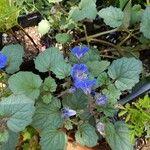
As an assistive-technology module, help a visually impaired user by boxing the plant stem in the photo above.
[90,39,122,56]
[77,28,118,42]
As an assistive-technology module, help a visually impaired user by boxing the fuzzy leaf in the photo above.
[38,20,50,36]
[40,126,67,150]
[43,77,57,92]
[75,123,98,147]
[0,131,19,150]
[32,97,64,130]
[55,33,72,44]
[105,121,133,150]
[108,57,143,91]
[0,130,9,143]
[34,47,64,72]
[87,60,110,77]
[62,90,88,111]
[140,6,150,39]
[8,72,42,100]
[52,62,71,79]
[1,44,24,74]
[98,6,124,28]
[102,84,121,104]
[69,0,97,22]
[0,95,35,132]
[131,4,143,25]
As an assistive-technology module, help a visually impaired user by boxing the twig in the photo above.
[90,39,122,56]
[76,28,118,43]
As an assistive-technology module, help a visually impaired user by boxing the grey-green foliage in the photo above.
[1,44,24,74]
[105,121,133,150]
[108,57,143,91]
[87,60,110,77]
[131,4,143,25]
[35,47,71,79]
[69,0,97,22]
[40,126,67,150]
[0,131,19,150]
[62,90,88,111]
[98,6,124,28]
[32,97,64,130]
[55,33,72,44]
[0,95,35,132]
[75,123,98,147]
[8,72,42,100]
[140,6,150,39]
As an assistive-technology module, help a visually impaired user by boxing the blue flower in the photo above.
[71,64,89,81]
[75,79,96,94]
[71,46,90,59]
[0,53,7,69]
[63,107,76,119]
[95,94,108,105]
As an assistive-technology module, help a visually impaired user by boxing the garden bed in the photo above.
[0,0,150,150]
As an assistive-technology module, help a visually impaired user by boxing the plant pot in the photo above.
[67,140,110,150]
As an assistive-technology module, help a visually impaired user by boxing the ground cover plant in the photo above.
[0,0,150,150]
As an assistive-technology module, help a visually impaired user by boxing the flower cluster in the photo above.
[70,46,96,95]
[0,53,7,69]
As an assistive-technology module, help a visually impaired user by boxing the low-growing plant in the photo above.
[0,43,143,150]
[119,95,150,142]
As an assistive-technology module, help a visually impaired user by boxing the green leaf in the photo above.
[43,77,57,92]
[52,62,71,79]
[140,6,150,39]
[105,121,133,150]
[1,44,24,74]
[62,90,88,111]
[98,6,124,28]
[55,33,72,44]
[97,105,117,117]
[38,20,50,36]
[119,0,129,9]
[108,57,143,91]
[32,97,64,130]
[69,0,97,22]
[97,72,110,87]
[131,4,143,25]
[102,84,121,104]
[121,0,131,29]
[42,94,53,104]
[0,131,19,150]
[0,0,20,32]
[40,126,67,150]
[75,123,98,147]
[0,130,9,143]
[8,72,42,100]
[64,120,73,130]
[0,95,35,132]
[87,60,110,77]
[34,47,64,72]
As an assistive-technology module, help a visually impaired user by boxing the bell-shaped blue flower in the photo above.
[0,53,7,69]
[71,46,90,59]
[95,94,108,105]
[75,79,96,95]
[71,64,89,81]
[63,107,76,119]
